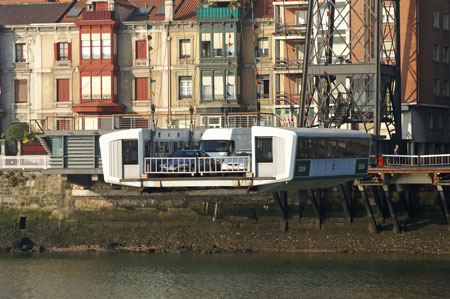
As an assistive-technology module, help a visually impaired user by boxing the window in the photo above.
[135,77,148,101]
[202,71,236,101]
[56,42,70,60]
[14,80,28,103]
[81,75,112,100]
[444,13,449,30]
[437,114,443,129]
[295,10,307,25]
[214,73,224,100]
[92,33,101,60]
[15,44,26,62]
[383,40,395,58]
[444,80,449,97]
[433,78,440,96]
[433,45,440,62]
[179,39,191,59]
[226,74,235,99]
[382,5,395,23]
[101,33,111,59]
[201,33,211,58]
[256,137,273,163]
[225,32,235,57]
[213,33,223,57]
[57,79,70,102]
[136,40,147,60]
[433,10,439,28]
[443,46,449,63]
[296,45,304,62]
[81,34,91,59]
[202,73,212,100]
[81,33,112,60]
[179,76,192,99]
[296,137,371,159]
[123,140,138,165]
[257,75,270,98]
[257,37,269,57]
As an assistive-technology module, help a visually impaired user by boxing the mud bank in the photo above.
[1,213,449,255]
[1,172,449,255]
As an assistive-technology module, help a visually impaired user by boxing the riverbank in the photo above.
[2,223,449,255]
[1,172,449,256]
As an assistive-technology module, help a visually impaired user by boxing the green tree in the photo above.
[6,122,29,142]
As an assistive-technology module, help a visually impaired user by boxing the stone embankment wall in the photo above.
[0,171,449,254]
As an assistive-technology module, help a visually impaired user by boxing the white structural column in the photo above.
[33,31,43,122]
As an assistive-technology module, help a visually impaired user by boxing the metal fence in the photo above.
[381,154,450,167]
[144,156,251,175]
[419,154,450,166]
[0,155,50,170]
[382,155,419,167]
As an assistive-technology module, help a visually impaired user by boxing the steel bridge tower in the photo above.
[298,0,401,150]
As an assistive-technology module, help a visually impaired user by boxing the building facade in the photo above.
[0,0,449,154]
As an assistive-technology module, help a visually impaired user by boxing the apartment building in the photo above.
[401,0,450,154]
[0,0,275,132]
[0,0,449,154]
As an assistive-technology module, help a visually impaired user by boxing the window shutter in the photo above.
[54,43,58,60]
[68,42,72,60]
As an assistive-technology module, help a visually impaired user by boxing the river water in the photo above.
[0,252,449,298]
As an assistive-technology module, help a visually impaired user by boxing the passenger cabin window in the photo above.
[123,140,138,165]
[296,137,370,159]
[256,137,273,163]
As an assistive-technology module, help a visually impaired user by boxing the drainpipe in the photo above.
[165,0,173,128]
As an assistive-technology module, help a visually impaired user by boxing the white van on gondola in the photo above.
[198,128,251,157]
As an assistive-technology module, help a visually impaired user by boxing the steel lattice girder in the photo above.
[299,0,401,141]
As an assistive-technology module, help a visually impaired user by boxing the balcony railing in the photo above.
[197,7,242,19]
[82,11,114,20]
[38,113,287,131]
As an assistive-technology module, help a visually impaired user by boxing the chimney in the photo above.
[165,0,173,22]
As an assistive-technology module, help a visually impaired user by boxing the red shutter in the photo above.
[57,79,70,102]
[136,40,146,59]
[68,42,72,60]
[54,43,58,60]
[136,78,148,101]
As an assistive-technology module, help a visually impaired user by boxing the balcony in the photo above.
[274,24,306,40]
[197,7,242,20]
[82,11,114,20]
[274,59,304,73]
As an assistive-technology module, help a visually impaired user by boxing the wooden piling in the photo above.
[307,189,321,230]
[383,185,401,233]
[337,184,352,223]
[436,185,450,224]
[358,185,379,233]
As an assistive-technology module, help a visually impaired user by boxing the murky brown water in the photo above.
[0,252,449,298]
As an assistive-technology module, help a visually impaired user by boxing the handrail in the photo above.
[0,155,49,170]
[380,154,450,167]
[144,156,252,175]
